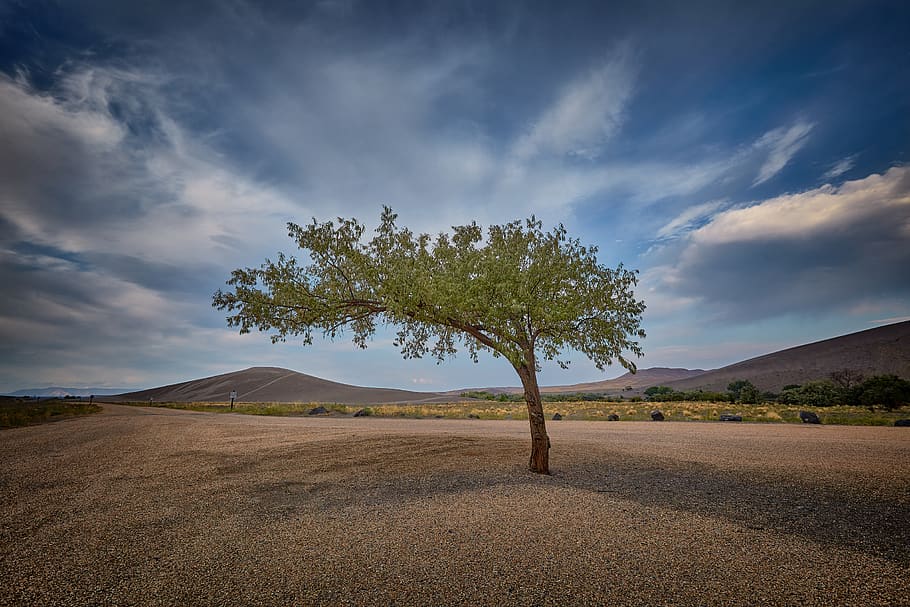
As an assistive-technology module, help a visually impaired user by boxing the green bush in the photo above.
[856,375,910,411]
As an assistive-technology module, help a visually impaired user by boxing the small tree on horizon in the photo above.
[213,207,646,474]
[727,379,759,404]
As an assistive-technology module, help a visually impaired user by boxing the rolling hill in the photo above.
[447,367,707,396]
[105,321,910,404]
[661,320,910,393]
[112,367,468,405]
[6,387,130,397]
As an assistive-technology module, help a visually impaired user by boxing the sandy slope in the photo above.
[665,320,910,392]
[115,366,467,404]
[1,405,908,606]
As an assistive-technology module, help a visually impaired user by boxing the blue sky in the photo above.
[1,0,908,392]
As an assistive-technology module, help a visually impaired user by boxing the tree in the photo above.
[829,369,865,392]
[644,386,672,400]
[829,369,865,405]
[727,379,759,404]
[213,208,646,474]
[794,380,840,407]
[855,375,910,411]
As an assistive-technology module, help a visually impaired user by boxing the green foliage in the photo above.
[645,385,672,398]
[461,391,523,402]
[644,386,729,402]
[775,375,910,409]
[214,207,645,380]
[856,374,910,411]
[727,379,759,404]
[778,380,840,407]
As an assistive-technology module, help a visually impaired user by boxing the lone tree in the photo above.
[213,208,645,474]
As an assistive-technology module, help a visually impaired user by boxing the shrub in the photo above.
[727,380,759,404]
[856,375,910,411]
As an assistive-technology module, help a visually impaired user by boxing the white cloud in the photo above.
[752,120,814,186]
[0,69,300,268]
[0,73,125,148]
[696,165,909,246]
[648,166,910,321]
[821,154,857,181]
[655,199,727,240]
[512,50,636,160]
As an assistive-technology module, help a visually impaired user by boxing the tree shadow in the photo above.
[231,433,909,564]
[548,451,910,565]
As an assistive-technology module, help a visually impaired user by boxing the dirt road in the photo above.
[1,404,908,606]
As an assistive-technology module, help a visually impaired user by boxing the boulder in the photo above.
[607,414,620,421]
[895,419,910,427]
[650,410,665,421]
[308,406,328,415]
[719,414,743,422]
[552,413,563,421]
[799,411,821,424]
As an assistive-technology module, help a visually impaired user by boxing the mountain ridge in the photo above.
[110,366,468,404]
[16,321,910,402]
[661,320,910,393]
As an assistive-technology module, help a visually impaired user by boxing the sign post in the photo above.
[230,390,237,410]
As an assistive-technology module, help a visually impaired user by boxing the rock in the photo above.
[650,410,665,421]
[895,419,910,427]
[467,413,480,419]
[719,414,743,422]
[552,413,562,421]
[308,406,328,415]
[353,408,369,417]
[799,411,821,424]
[607,414,619,421]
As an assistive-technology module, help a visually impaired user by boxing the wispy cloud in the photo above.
[698,166,908,245]
[512,49,636,160]
[655,200,727,240]
[822,154,857,181]
[752,121,815,186]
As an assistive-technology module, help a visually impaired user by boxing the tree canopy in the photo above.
[213,207,646,473]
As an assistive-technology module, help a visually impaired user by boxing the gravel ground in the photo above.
[1,404,908,606]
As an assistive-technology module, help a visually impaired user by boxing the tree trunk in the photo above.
[516,363,550,475]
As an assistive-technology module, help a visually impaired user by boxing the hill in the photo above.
[662,321,910,393]
[447,367,707,396]
[6,387,130,397]
[112,367,467,405]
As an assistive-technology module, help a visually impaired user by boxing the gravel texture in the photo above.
[1,404,909,606]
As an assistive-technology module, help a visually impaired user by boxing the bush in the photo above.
[728,380,759,404]
[855,375,910,411]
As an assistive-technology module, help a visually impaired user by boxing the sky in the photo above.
[1,0,909,393]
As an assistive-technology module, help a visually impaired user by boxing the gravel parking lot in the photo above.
[1,404,908,606]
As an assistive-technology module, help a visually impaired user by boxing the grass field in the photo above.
[117,398,910,426]
[0,397,102,428]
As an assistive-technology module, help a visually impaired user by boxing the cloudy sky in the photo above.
[1,0,909,393]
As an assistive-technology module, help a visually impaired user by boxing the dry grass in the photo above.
[0,396,101,428]
[120,398,910,426]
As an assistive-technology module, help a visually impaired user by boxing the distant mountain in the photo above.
[447,367,707,396]
[110,366,470,404]
[6,387,130,397]
[662,321,910,393]
[538,367,708,394]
